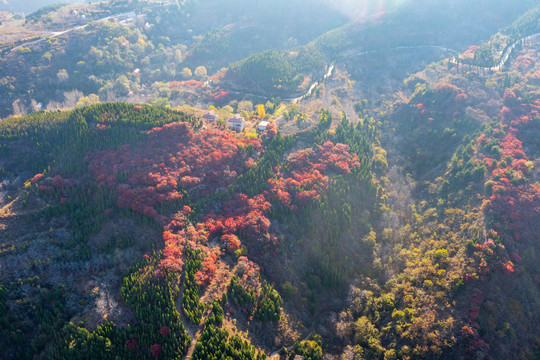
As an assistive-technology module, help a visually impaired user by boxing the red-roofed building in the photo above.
[202,110,219,123]
[227,114,246,132]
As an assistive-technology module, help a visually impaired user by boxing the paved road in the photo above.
[221,44,457,103]
[5,0,174,54]
[239,34,540,103]
[342,44,458,59]
[450,32,540,71]
[8,12,136,53]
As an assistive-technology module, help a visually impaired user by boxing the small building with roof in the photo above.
[257,121,270,131]
[227,114,246,132]
[202,110,219,123]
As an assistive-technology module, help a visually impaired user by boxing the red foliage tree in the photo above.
[150,344,162,358]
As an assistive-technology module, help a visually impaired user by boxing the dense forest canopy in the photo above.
[1,1,540,359]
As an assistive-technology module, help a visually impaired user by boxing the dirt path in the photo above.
[184,326,203,360]
[181,258,233,359]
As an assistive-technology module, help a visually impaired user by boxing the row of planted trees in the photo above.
[192,300,267,360]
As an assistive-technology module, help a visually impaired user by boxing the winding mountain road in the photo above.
[341,44,458,59]
[287,34,540,103]
[219,45,458,103]
[450,32,540,71]
[9,10,538,106]
[7,12,136,53]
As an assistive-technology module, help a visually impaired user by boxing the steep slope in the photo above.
[0,101,379,359]
[226,0,538,97]
[334,19,540,360]
[1,2,540,360]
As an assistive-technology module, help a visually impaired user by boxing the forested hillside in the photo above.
[0,101,380,359]
[1,1,540,359]
[332,24,540,359]
[0,0,346,118]
[226,0,539,97]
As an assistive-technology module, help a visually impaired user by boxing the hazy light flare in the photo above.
[321,0,408,22]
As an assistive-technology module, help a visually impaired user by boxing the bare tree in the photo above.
[12,99,27,116]
[63,90,84,109]
[30,99,41,112]
[57,69,69,82]
[46,100,62,111]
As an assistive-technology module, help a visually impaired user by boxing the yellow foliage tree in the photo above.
[257,104,265,119]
